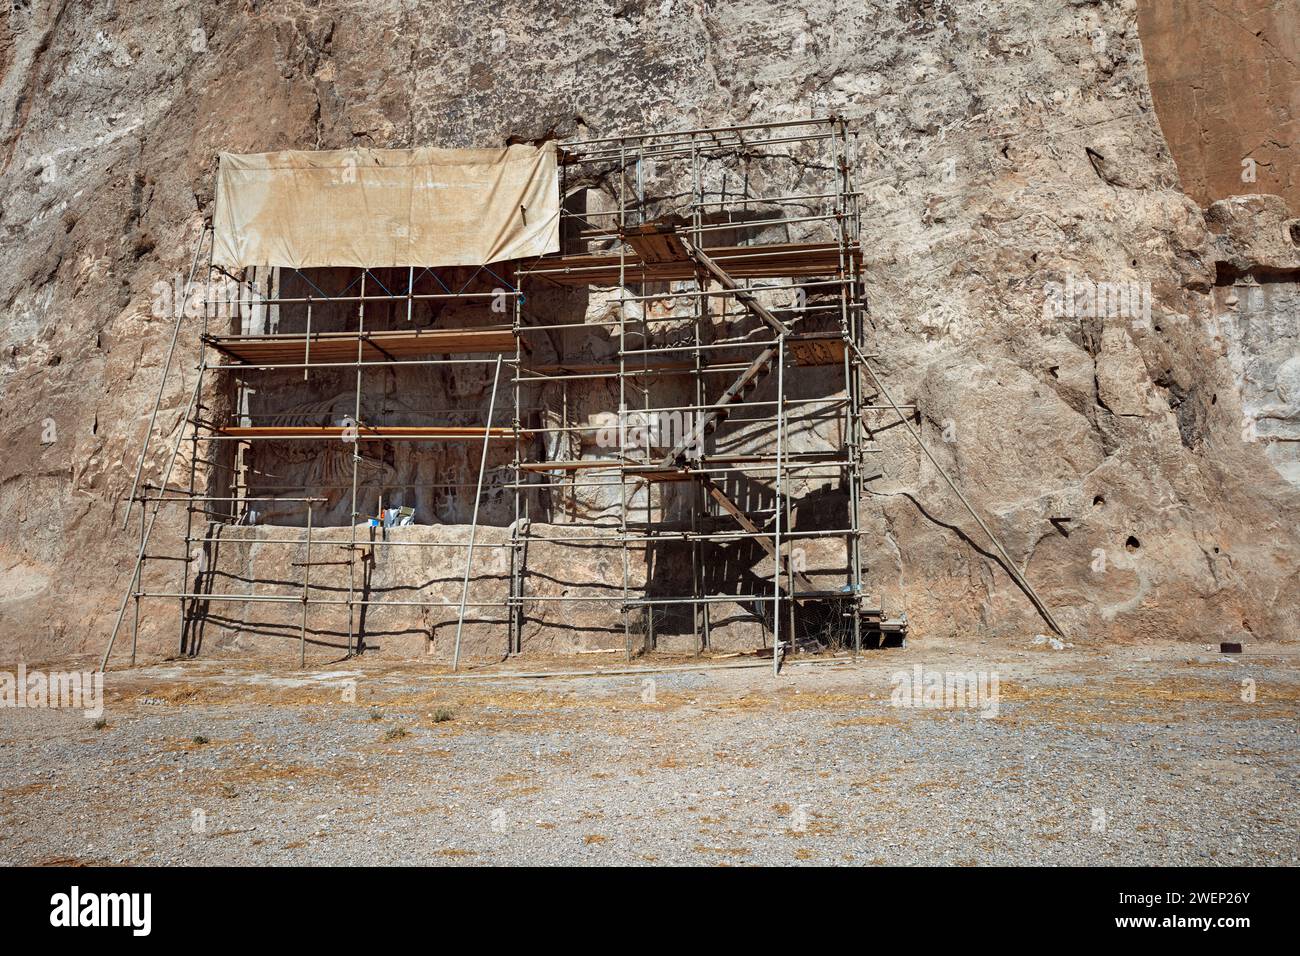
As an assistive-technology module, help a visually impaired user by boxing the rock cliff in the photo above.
[0,0,1295,662]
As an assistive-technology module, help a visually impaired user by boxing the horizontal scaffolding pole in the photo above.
[188,535,515,548]
[129,590,853,608]
[691,190,860,208]
[205,427,513,441]
[513,295,858,330]
[209,355,521,372]
[133,495,329,504]
[204,290,520,309]
[522,269,852,293]
[130,592,511,608]
[521,526,859,544]
[559,116,839,149]
[576,211,845,241]
[513,364,756,382]
[561,130,838,163]
[179,524,858,548]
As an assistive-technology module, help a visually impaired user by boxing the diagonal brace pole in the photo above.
[122,226,210,530]
[101,369,206,670]
[679,235,790,336]
[849,341,1066,637]
[452,355,504,671]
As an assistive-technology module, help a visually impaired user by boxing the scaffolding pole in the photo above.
[100,370,205,671]
[773,333,785,675]
[849,341,1066,638]
[345,270,366,656]
[117,118,879,669]
[618,136,632,664]
[300,503,312,667]
[452,355,504,671]
[122,225,210,530]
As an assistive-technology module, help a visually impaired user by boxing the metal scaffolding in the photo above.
[102,117,915,673]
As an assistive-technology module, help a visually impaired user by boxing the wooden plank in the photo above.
[788,334,846,366]
[206,328,518,364]
[625,467,697,483]
[525,241,857,286]
[217,425,512,440]
[623,223,690,264]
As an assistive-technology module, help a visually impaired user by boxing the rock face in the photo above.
[1136,0,1299,209]
[1205,195,1300,487]
[0,0,1296,664]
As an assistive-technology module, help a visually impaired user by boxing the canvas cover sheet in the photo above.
[212,144,560,269]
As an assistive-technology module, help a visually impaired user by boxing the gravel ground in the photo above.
[1,639,1296,865]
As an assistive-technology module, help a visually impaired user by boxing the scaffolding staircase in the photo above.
[625,224,791,468]
[618,222,819,607]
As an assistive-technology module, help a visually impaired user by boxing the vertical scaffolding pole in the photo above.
[452,354,504,671]
[122,225,210,530]
[509,266,524,656]
[617,138,632,662]
[773,333,785,675]
[689,133,710,653]
[131,506,144,666]
[300,502,312,667]
[785,412,797,647]
[640,243,653,655]
[303,296,312,381]
[176,361,203,653]
[835,118,864,655]
[175,250,224,657]
[845,331,862,655]
[346,270,366,656]
[688,264,704,653]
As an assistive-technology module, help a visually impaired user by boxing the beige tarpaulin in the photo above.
[212,144,560,269]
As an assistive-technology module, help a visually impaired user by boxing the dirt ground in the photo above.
[1,638,1296,866]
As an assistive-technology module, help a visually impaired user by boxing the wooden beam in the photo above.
[205,327,519,364]
[217,425,512,440]
[524,241,856,286]
[788,333,846,366]
[680,236,789,335]
[623,222,690,264]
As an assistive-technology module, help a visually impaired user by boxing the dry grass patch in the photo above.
[492,772,531,784]
[990,676,1300,729]
[693,844,750,857]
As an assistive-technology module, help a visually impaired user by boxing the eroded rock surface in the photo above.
[1137,0,1298,209]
